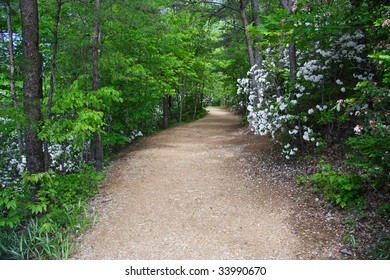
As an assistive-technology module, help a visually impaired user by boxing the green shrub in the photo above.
[0,167,102,259]
[308,161,365,209]
[347,135,389,189]
[343,81,390,189]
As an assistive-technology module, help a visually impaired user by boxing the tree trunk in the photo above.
[179,75,186,123]
[193,92,198,120]
[281,0,302,148]
[280,0,297,82]
[250,0,262,67]
[20,0,45,185]
[44,0,63,171]
[92,0,103,172]
[163,95,169,129]
[6,0,24,158]
[289,43,297,81]
[239,0,255,68]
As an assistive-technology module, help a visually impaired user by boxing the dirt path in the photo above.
[73,108,316,259]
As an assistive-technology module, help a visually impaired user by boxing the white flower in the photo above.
[308,108,314,114]
[341,87,346,92]
[336,79,343,85]
[278,103,286,111]
[354,125,363,134]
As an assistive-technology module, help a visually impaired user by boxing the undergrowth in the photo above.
[297,158,390,259]
[0,166,102,259]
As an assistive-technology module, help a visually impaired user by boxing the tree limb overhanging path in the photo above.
[74,108,307,259]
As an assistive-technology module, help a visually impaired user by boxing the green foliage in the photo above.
[377,203,390,218]
[343,233,356,247]
[296,175,308,186]
[41,78,123,150]
[308,161,365,209]
[0,167,102,259]
[0,201,96,260]
[371,233,390,260]
[0,218,72,260]
[347,135,389,189]
[342,64,390,189]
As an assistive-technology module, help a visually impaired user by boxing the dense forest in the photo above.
[0,0,389,259]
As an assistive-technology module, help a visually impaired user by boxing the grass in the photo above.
[0,202,97,260]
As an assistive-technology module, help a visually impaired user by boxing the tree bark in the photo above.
[179,75,185,123]
[47,0,62,119]
[20,0,45,180]
[239,0,256,68]
[281,0,302,148]
[250,0,262,67]
[92,0,103,172]
[6,0,24,158]
[280,0,297,81]
[163,95,169,129]
[289,43,297,82]
[44,0,63,171]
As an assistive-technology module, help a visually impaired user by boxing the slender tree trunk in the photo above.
[239,0,255,68]
[282,0,297,81]
[20,0,45,185]
[193,92,198,120]
[44,0,63,171]
[92,0,103,172]
[250,0,262,67]
[280,0,297,82]
[6,0,24,158]
[47,0,62,120]
[163,95,169,129]
[281,0,302,148]
[289,43,297,81]
[179,75,186,123]
[92,0,101,93]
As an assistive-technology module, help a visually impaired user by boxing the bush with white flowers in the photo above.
[238,18,371,159]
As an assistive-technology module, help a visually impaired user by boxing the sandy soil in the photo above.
[73,108,342,260]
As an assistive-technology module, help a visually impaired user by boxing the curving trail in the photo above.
[73,108,305,259]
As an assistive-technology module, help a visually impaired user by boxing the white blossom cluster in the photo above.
[0,118,24,187]
[1,116,144,186]
[48,141,82,173]
[238,28,371,159]
[48,129,143,172]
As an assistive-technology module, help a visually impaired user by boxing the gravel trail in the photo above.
[73,108,305,259]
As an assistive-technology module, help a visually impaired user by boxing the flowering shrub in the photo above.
[238,5,373,160]
[0,118,25,188]
[343,79,390,189]
[239,3,390,195]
